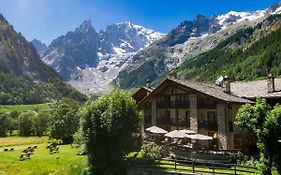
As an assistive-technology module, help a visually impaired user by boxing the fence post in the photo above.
[192,160,195,173]
[212,162,215,175]
[234,163,237,175]
[174,156,177,171]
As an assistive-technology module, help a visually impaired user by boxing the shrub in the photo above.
[140,143,164,162]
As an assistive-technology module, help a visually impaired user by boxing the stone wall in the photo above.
[189,94,198,133]
[127,168,199,175]
[217,103,229,150]
[152,98,157,125]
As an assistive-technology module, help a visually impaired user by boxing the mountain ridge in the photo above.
[0,14,87,104]
[176,14,281,83]
[116,2,281,89]
[31,39,47,57]
[43,20,164,93]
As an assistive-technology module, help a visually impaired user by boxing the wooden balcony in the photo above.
[157,101,189,109]
[198,120,218,131]
[198,102,216,109]
[156,116,190,128]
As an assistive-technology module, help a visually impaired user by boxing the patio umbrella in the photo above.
[145,126,168,134]
[179,129,195,134]
[164,130,188,139]
[186,134,213,141]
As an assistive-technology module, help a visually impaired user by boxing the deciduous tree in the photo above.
[18,111,34,136]
[32,112,49,137]
[49,100,80,144]
[236,98,281,175]
[81,89,142,175]
[0,111,9,137]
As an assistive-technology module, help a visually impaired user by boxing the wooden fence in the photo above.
[129,158,257,175]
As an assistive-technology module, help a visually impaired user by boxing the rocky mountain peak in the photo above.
[31,39,47,57]
[116,21,133,28]
[0,13,7,23]
[75,19,96,34]
[43,19,164,87]
[0,13,60,82]
[268,2,281,13]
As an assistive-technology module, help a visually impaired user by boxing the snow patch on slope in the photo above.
[68,22,164,94]
[216,10,267,29]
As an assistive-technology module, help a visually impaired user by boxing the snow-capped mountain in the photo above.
[168,3,281,65]
[43,2,281,92]
[116,3,281,89]
[42,20,164,93]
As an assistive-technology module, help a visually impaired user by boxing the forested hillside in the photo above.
[0,14,87,104]
[0,74,87,105]
[176,14,281,82]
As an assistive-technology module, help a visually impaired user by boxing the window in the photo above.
[165,110,170,118]
[185,111,190,127]
[179,94,189,101]
[170,95,176,101]
[205,98,215,105]
[229,121,234,132]
[207,111,217,125]
[185,111,190,122]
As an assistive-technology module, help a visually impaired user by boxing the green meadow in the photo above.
[0,103,51,113]
[0,137,86,175]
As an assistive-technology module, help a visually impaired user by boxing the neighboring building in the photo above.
[231,74,281,105]
[132,80,154,104]
[133,74,281,151]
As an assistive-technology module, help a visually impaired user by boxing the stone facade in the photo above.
[217,103,229,150]
[135,78,257,151]
[189,94,198,133]
[151,98,157,125]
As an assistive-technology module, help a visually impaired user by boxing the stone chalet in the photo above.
[133,74,281,151]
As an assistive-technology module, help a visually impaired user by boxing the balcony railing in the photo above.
[198,102,216,109]
[198,120,218,131]
[157,101,189,109]
[157,116,190,128]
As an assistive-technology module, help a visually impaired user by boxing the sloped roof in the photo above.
[171,78,253,103]
[141,86,154,92]
[132,86,154,103]
[132,86,154,98]
[231,78,281,99]
[138,78,253,106]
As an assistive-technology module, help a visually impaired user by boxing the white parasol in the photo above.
[145,126,168,134]
[164,130,188,138]
[186,134,213,141]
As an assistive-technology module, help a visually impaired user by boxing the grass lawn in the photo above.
[0,136,48,148]
[156,160,278,175]
[0,103,51,113]
[158,160,255,175]
[0,136,86,175]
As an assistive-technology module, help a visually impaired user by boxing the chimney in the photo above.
[168,70,177,79]
[267,74,275,93]
[223,76,231,94]
[146,79,152,88]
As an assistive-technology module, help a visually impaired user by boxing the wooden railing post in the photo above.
[192,160,195,173]
[212,162,215,175]
[174,156,177,171]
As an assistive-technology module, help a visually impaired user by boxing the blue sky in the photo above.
[0,0,279,45]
